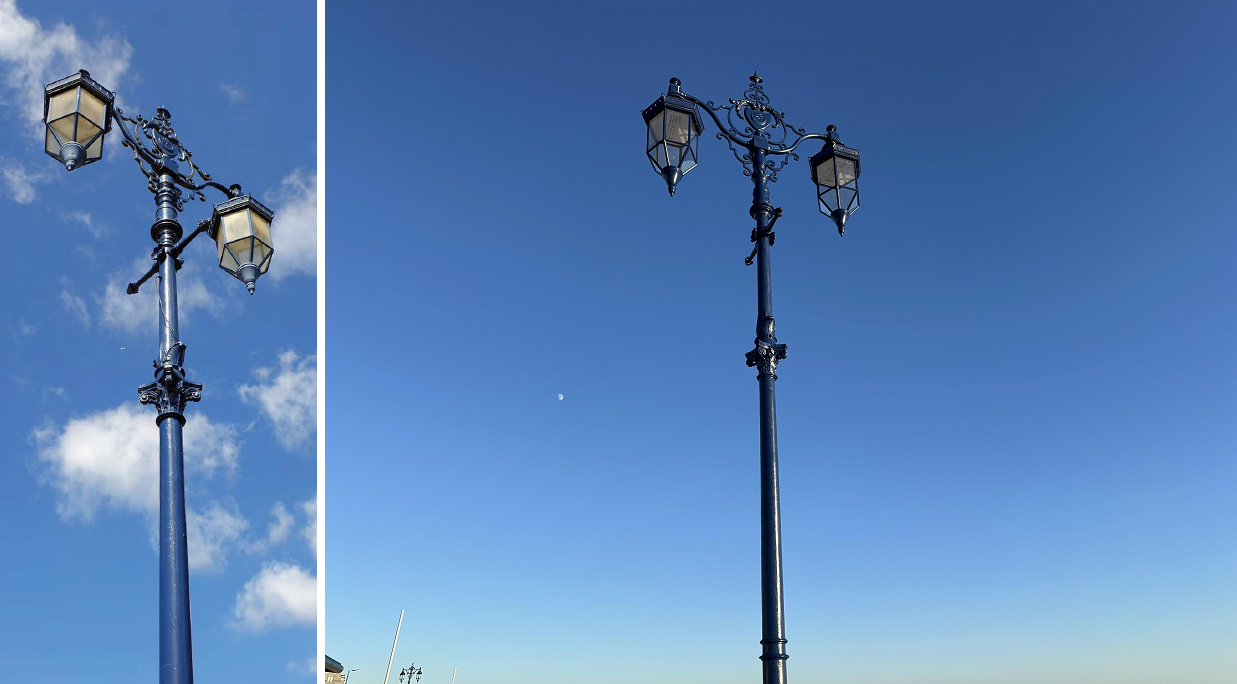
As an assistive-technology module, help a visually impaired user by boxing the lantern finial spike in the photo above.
[750,71,762,84]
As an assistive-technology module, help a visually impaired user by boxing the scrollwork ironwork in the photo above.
[137,341,203,420]
[112,105,236,204]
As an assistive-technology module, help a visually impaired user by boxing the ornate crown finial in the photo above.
[750,72,763,84]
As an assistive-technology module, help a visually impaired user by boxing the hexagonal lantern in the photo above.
[642,77,705,196]
[809,125,861,236]
[43,70,114,171]
[208,194,275,295]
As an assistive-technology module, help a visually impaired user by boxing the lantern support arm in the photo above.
[125,220,212,295]
[678,91,753,146]
[107,106,243,202]
[773,132,833,157]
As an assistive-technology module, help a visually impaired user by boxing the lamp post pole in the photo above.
[41,70,277,684]
[642,73,862,684]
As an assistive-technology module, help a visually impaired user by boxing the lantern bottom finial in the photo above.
[661,166,682,196]
[59,142,85,171]
[239,263,259,295]
[831,208,847,236]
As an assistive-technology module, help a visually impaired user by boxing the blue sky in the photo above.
[0,1,316,682]
[326,2,1235,683]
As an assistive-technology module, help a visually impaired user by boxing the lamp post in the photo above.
[346,669,361,683]
[642,73,862,684]
[399,664,422,684]
[41,69,276,684]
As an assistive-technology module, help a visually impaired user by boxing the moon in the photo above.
[557,394,564,401]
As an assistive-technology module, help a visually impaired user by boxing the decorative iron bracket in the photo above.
[745,316,788,378]
[745,207,783,265]
[137,342,203,422]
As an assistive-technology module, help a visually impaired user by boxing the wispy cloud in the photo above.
[0,0,132,125]
[0,157,42,203]
[59,276,89,327]
[65,211,108,238]
[220,82,245,105]
[238,349,317,450]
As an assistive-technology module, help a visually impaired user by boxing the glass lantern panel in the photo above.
[647,110,665,144]
[665,109,691,145]
[838,185,857,212]
[46,87,79,121]
[219,241,240,274]
[45,127,62,155]
[74,116,100,145]
[666,143,682,168]
[221,209,252,243]
[259,248,273,274]
[78,89,107,129]
[652,142,668,169]
[819,186,840,212]
[680,147,696,175]
[228,236,256,266]
[835,157,857,186]
[252,240,272,270]
[86,134,103,160]
[50,115,76,147]
[252,213,271,249]
[814,156,837,188]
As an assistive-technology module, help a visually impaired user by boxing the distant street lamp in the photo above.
[346,668,361,683]
[399,664,422,684]
[642,73,862,684]
[41,69,277,684]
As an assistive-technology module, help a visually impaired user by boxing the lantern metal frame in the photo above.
[208,194,276,294]
[808,125,862,235]
[641,78,706,196]
[40,69,281,684]
[641,73,865,684]
[42,69,115,170]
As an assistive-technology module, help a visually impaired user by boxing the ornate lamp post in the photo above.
[42,69,277,684]
[399,664,422,684]
[642,73,861,684]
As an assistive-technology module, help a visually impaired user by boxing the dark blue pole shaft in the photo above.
[750,150,788,684]
[153,173,195,684]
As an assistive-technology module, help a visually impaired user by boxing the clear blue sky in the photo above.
[0,1,316,682]
[324,2,1237,683]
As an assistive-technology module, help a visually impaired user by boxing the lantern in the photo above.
[642,78,705,196]
[809,125,861,235]
[208,194,275,294]
[43,70,114,171]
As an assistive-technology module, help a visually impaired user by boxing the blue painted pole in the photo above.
[142,171,199,684]
[748,148,789,684]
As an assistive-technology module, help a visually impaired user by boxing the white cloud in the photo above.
[0,0,132,125]
[300,498,317,554]
[245,501,295,554]
[233,562,316,631]
[99,258,222,335]
[220,82,245,105]
[266,169,316,281]
[187,500,249,572]
[238,349,316,450]
[59,276,89,327]
[0,157,41,202]
[32,402,239,521]
[286,658,317,675]
[65,211,108,238]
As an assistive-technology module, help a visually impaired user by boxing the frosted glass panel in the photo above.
[647,110,664,144]
[78,89,107,129]
[47,87,78,121]
[666,110,691,144]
